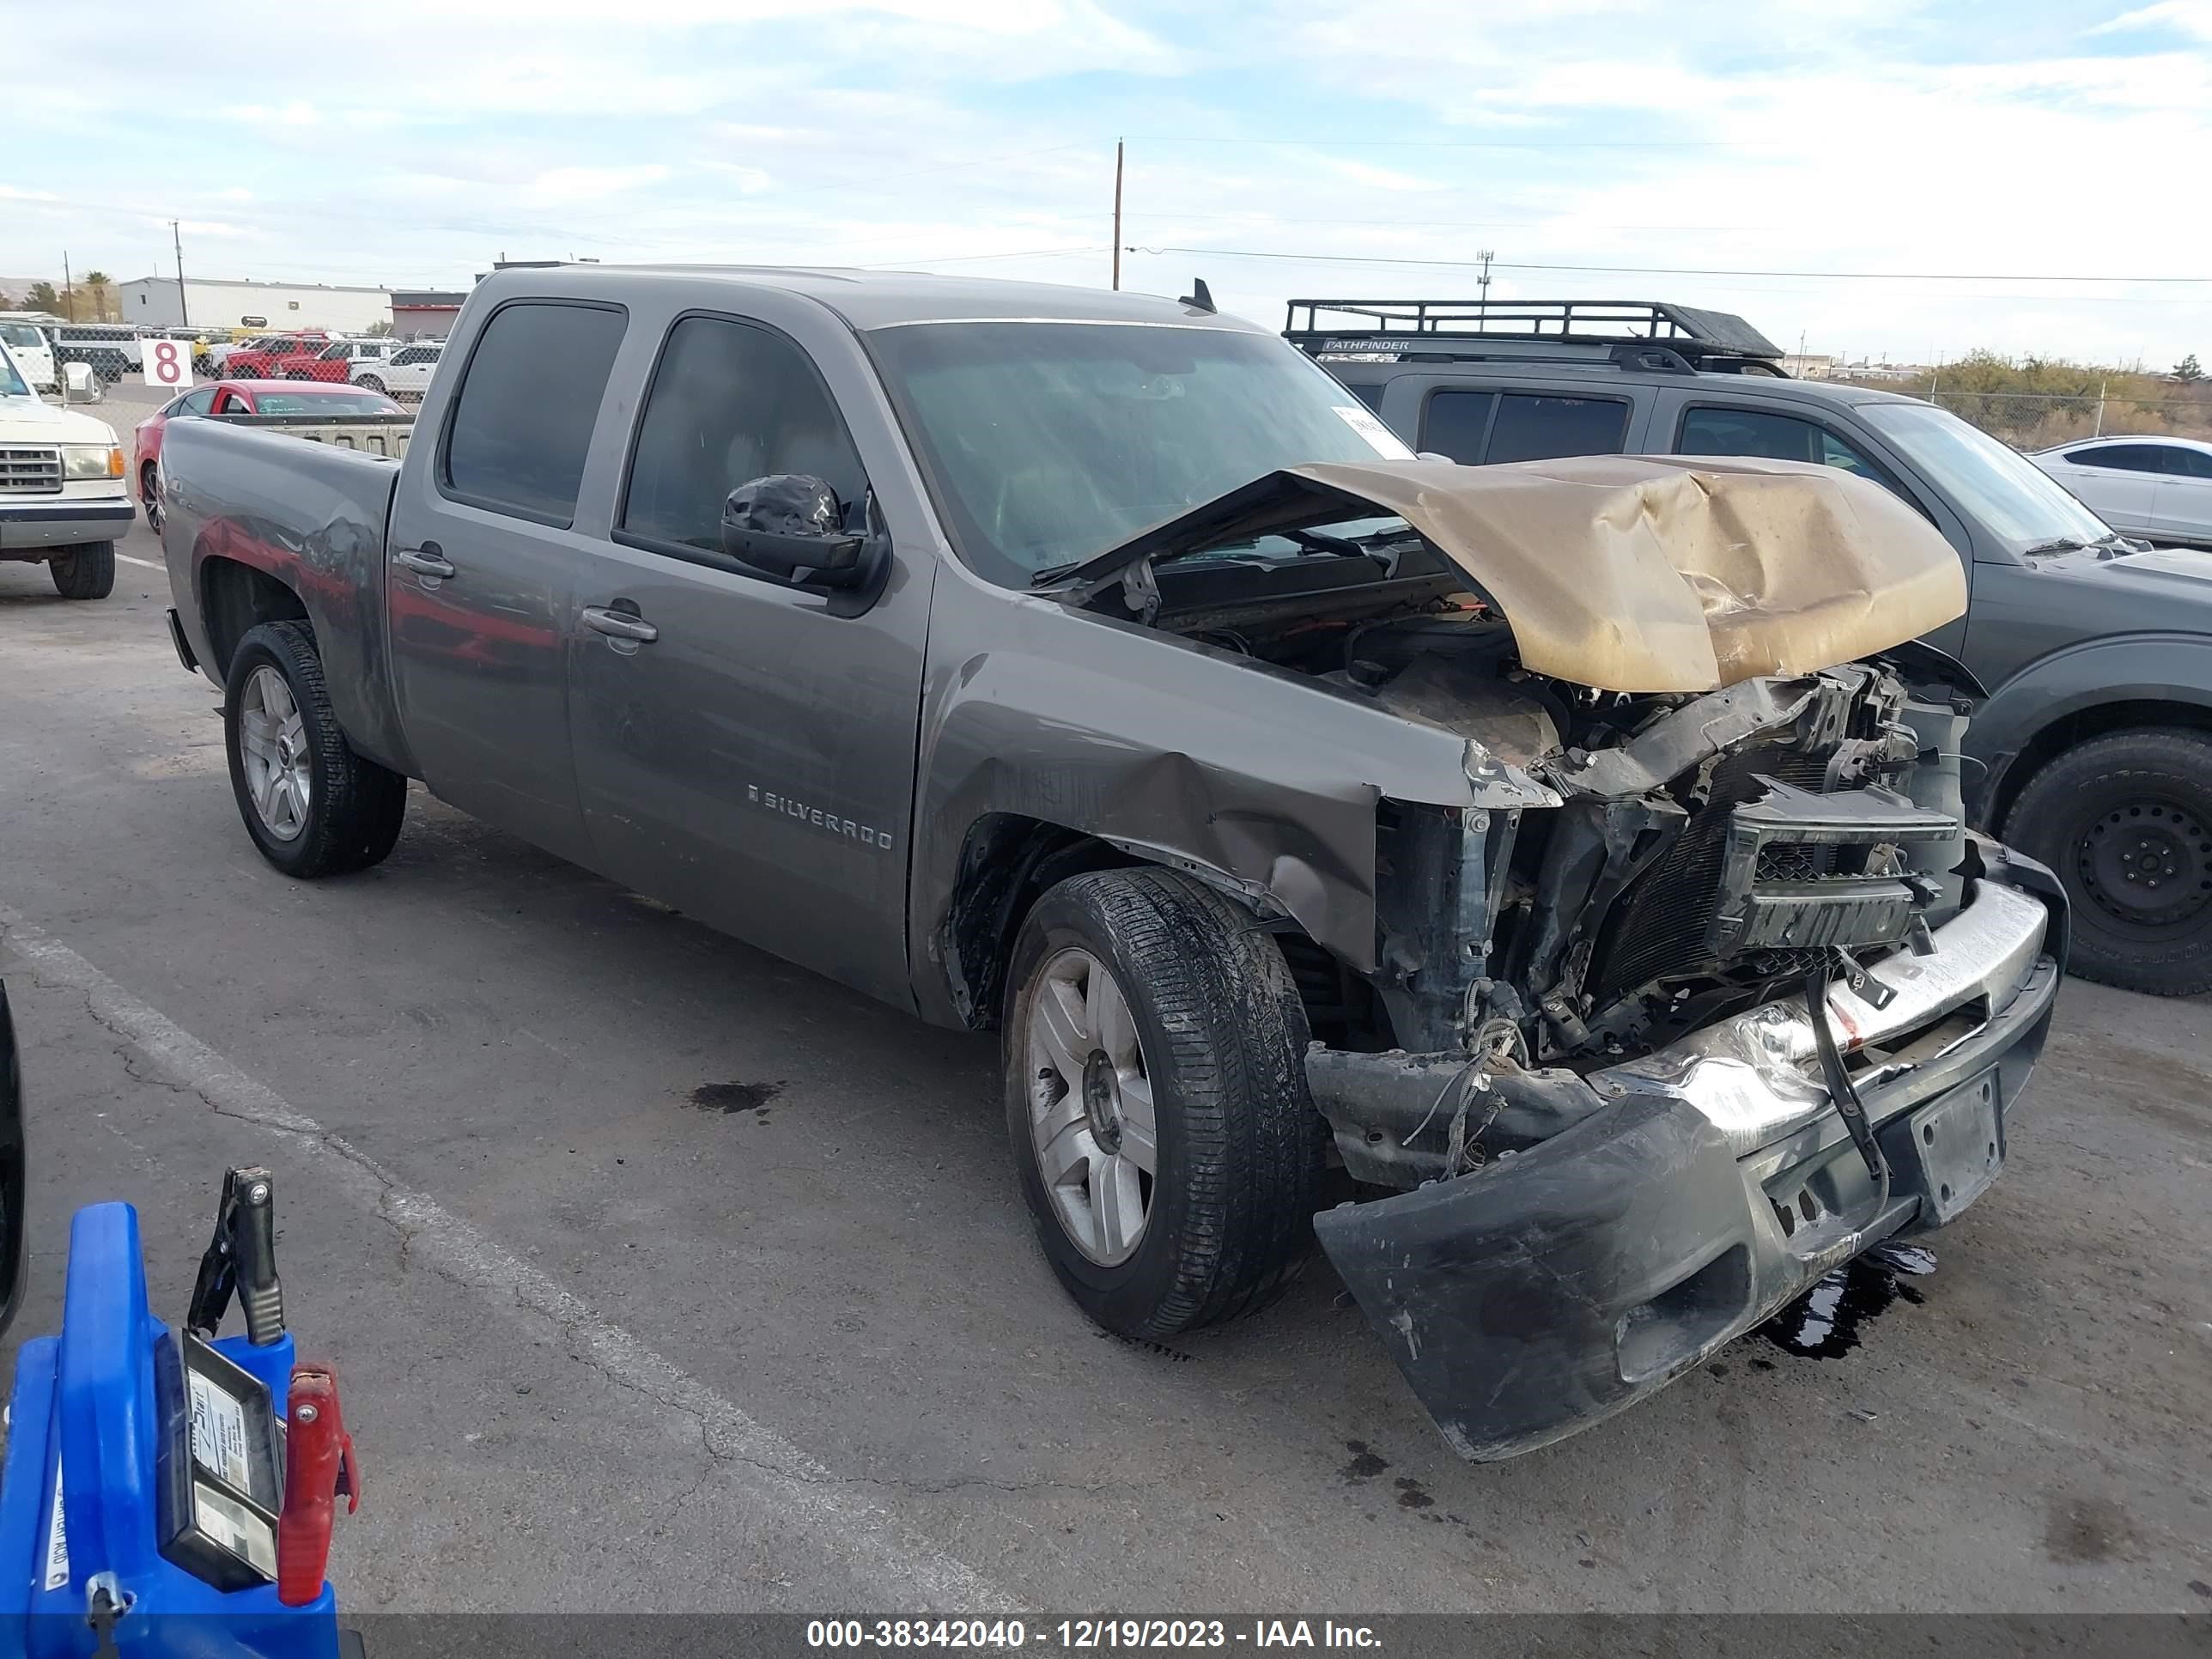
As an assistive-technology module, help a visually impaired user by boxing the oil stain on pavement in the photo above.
[1759,1242,1938,1358]
[689,1079,784,1114]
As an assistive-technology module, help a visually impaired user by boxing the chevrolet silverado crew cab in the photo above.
[1298,297,2212,996]
[0,337,131,599]
[158,267,2067,1460]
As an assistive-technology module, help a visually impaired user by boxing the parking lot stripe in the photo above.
[0,902,1013,1614]
[117,554,164,572]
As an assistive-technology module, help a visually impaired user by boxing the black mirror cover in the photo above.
[720,475,867,587]
[0,981,27,1341]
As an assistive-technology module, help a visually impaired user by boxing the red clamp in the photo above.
[276,1364,361,1606]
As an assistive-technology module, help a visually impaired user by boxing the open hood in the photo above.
[1069,454,1968,695]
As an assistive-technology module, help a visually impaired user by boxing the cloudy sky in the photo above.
[6,0,2208,367]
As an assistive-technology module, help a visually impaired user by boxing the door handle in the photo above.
[581,605,659,643]
[394,542,455,579]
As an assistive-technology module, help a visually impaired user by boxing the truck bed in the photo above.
[207,411,412,459]
[157,415,416,776]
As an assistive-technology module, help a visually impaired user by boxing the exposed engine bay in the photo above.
[1177,597,1972,1058]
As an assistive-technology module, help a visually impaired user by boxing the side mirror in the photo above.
[64,362,101,402]
[720,474,869,588]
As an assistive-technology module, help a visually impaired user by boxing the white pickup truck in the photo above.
[350,339,441,400]
[0,339,131,599]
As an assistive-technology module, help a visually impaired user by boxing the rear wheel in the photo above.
[1004,867,1325,1338]
[356,374,386,395]
[2005,727,2212,995]
[140,461,161,532]
[49,542,115,600]
[223,621,407,878]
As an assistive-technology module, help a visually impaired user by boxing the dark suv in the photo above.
[1300,298,2212,995]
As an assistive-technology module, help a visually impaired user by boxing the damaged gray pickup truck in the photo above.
[156,266,2068,1460]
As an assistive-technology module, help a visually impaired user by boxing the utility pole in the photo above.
[1476,248,1494,304]
[1111,140,1124,292]
[172,221,190,325]
[62,252,74,322]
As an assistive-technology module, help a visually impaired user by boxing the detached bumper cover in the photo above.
[1312,852,2066,1462]
[0,501,134,550]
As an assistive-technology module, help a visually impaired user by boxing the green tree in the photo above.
[23,281,61,314]
[2177,354,2205,383]
[363,319,393,337]
[82,270,113,322]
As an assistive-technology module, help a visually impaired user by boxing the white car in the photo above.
[2031,434,2212,550]
[350,339,441,400]
[0,339,132,599]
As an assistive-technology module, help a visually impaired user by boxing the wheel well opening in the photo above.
[1996,701,2212,832]
[941,815,1390,1046]
[199,556,308,679]
[943,817,1139,1030]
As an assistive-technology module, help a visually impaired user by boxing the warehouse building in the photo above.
[390,289,469,339]
[118,276,392,333]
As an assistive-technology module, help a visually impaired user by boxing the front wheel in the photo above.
[49,543,115,600]
[2006,726,2212,995]
[1005,868,1325,1339]
[224,621,408,878]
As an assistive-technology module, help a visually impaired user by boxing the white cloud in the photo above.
[527,165,672,203]
[2089,0,2212,39]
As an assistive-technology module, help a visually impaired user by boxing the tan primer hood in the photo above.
[1292,455,1968,694]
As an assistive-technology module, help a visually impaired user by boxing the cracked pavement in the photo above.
[3,529,2210,1613]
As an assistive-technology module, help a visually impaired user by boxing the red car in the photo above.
[221,331,330,379]
[133,379,404,528]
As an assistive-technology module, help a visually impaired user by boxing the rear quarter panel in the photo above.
[159,416,416,775]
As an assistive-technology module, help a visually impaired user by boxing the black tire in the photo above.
[2005,727,2212,995]
[1004,867,1326,1338]
[140,462,161,532]
[223,621,407,878]
[357,374,386,395]
[48,542,115,600]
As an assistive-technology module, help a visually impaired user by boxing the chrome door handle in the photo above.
[394,544,455,579]
[581,605,659,643]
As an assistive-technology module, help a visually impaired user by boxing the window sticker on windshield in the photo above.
[1332,405,1417,460]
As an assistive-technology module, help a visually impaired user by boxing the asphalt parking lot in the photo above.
[2,507,2209,1615]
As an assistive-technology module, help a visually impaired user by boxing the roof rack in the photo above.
[1283,298,1787,376]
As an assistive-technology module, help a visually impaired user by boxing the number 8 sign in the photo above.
[143,337,193,388]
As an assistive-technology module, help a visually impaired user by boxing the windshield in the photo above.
[1860,401,2115,554]
[867,321,1413,586]
[1,323,45,350]
[0,348,26,398]
[251,392,403,415]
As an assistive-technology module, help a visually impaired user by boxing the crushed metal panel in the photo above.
[1291,456,1967,694]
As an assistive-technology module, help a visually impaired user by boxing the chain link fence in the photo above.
[1863,386,2212,450]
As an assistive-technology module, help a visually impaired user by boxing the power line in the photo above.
[1124,246,2212,284]
[1121,135,1756,149]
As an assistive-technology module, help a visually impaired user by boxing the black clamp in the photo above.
[186,1166,285,1346]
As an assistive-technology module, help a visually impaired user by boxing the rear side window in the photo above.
[2067,444,2166,473]
[2169,447,2212,479]
[441,301,627,526]
[619,314,866,555]
[1346,381,1387,414]
[1420,390,1496,464]
[1486,393,1629,464]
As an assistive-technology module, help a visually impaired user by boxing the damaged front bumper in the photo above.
[1309,845,2067,1462]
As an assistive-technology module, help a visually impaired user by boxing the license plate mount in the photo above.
[1905,1071,2003,1227]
